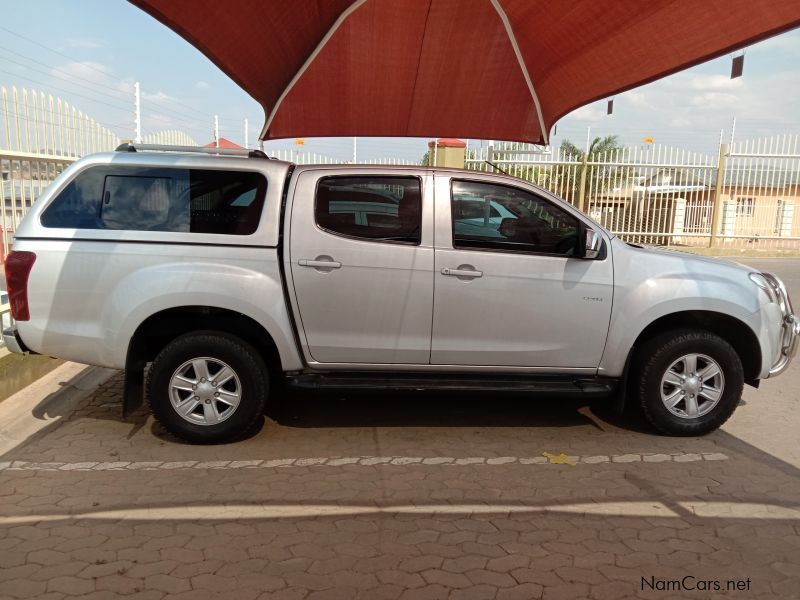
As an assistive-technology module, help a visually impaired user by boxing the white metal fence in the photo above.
[466,135,800,249]
[266,148,414,166]
[719,135,800,248]
[0,86,205,261]
[4,82,800,258]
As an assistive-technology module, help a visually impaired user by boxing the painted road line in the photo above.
[0,452,729,472]
[2,499,799,526]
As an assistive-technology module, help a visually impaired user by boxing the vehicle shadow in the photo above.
[268,387,621,430]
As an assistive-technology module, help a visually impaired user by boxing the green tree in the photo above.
[559,135,623,198]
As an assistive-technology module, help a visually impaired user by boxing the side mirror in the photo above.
[583,228,602,259]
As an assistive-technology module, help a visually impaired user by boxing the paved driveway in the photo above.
[0,258,799,600]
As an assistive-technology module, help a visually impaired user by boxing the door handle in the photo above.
[299,259,342,269]
[441,267,483,278]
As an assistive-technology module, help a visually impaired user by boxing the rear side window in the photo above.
[41,166,266,235]
[315,176,422,244]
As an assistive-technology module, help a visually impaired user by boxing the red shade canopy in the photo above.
[131,0,800,145]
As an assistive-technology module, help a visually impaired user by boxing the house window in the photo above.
[736,197,755,217]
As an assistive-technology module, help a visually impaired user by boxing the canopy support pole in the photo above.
[489,0,548,145]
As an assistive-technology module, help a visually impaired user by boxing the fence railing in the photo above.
[466,135,800,249]
[3,81,800,257]
[266,148,414,166]
[1,86,202,260]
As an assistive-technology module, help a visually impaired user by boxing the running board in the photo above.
[286,372,618,397]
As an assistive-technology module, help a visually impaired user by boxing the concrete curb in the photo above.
[0,362,116,456]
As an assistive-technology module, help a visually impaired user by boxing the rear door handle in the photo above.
[299,259,342,269]
[441,267,483,278]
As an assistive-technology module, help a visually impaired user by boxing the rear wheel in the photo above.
[146,331,268,443]
[634,329,743,436]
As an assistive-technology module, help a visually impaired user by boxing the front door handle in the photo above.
[441,266,483,279]
[299,257,342,271]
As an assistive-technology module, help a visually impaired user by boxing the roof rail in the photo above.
[115,142,269,159]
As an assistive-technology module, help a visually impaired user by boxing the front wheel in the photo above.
[634,329,744,436]
[146,331,268,443]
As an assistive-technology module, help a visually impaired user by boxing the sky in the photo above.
[1,1,799,162]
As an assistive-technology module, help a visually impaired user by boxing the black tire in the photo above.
[633,329,744,436]
[146,331,268,443]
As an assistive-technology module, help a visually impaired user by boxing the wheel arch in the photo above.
[628,310,762,384]
[126,305,283,375]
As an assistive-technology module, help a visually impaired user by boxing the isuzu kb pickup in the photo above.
[3,144,798,442]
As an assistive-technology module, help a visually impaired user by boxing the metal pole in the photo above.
[709,143,729,248]
[352,136,357,163]
[244,118,249,149]
[214,115,219,148]
[577,126,592,213]
[133,82,141,143]
[577,152,589,213]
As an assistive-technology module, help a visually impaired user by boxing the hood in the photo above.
[624,243,755,274]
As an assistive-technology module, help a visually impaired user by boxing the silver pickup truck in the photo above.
[3,144,798,443]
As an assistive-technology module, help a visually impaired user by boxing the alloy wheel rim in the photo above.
[168,357,242,426]
[660,353,725,419]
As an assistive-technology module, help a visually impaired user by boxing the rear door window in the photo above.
[315,176,422,244]
[41,166,266,235]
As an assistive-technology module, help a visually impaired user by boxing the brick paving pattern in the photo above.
[1,370,799,600]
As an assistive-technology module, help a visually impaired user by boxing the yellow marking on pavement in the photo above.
[543,452,576,465]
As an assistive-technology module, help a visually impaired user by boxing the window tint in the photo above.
[315,176,422,244]
[451,180,580,256]
[454,199,502,220]
[41,166,266,235]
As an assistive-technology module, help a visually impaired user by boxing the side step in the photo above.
[286,372,618,398]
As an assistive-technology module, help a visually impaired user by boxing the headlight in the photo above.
[750,272,779,304]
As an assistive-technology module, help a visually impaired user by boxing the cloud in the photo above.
[569,103,606,122]
[623,90,654,110]
[142,90,179,103]
[686,74,744,92]
[65,37,103,49]
[52,60,131,93]
[668,115,693,128]
[688,91,740,109]
[56,60,111,78]
[194,81,209,90]
[756,33,800,54]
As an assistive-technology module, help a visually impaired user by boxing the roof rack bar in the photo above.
[116,142,269,159]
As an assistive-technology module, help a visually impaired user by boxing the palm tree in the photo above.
[561,135,622,162]
[559,136,622,199]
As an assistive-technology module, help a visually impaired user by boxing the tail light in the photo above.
[4,251,36,321]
